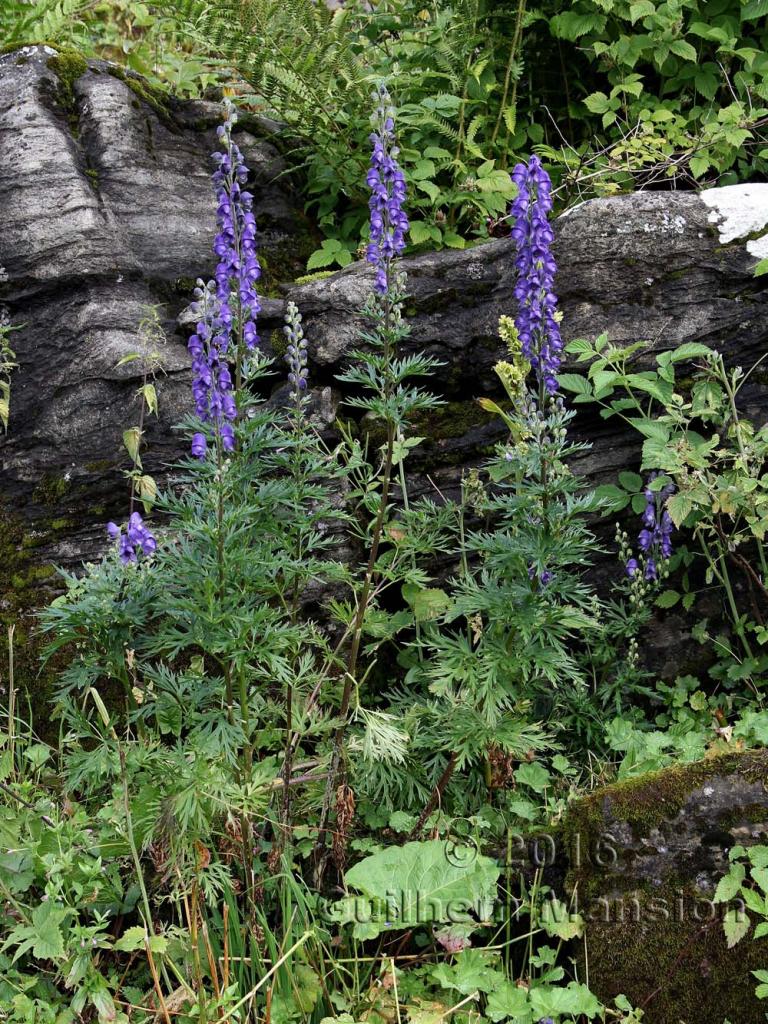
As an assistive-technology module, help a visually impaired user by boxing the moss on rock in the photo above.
[565,750,768,1022]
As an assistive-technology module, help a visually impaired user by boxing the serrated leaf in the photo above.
[410,221,432,245]
[306,247,339,271]
[557,372,592,396]
[669,39,697,62]
[140,383,157,416]
[402,584,452,623]
[666,492,693,528]
[714,863,745,902]
[655,590,680,608]
[123,427,142,466]
[618,471,643,491]
[114,926,147,952]
[723,907,750,947]
[668,342,712,363]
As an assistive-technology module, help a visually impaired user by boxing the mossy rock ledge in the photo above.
[565,750,768,1023]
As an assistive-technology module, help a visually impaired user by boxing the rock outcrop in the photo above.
[2,46,768,685]
[565,750,768,1023]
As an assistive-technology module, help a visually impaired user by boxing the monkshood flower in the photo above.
[107,511,157,564]
[187,279,236,457]
[366,84,409,295]
[509,155,562,395]
[626,472,675,581]
[212,100,261,349]
[283,300,309,401]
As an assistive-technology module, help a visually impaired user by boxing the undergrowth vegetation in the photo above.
[1,3,768,1022]
[5,0,768,266]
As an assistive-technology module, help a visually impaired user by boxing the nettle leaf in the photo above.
[123,426,143,465]
[140,383,158,415]
[557,372,592,396]
[669,39,697,62]
[714,863,745,902]
[723,907,751,948]
[655,590,680,609]
[666,492,693,528]
[114,925,146,952]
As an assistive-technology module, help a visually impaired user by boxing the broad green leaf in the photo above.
[485,981,530,1021]
[655,590,680,609]
[595,484,631,511]
[430,949,500,995]
[668,342,712,363]
[341,841,500,938]
[618,471,643,491]
[140,383,157,415]
[514,761,551,793]
[410,221,432,245]
[402,584,452,623]
[557,373,592,396]
[114,926,146,952]
[669,39,697,62]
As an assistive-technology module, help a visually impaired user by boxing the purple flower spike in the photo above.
[211,102,261,350]
[186,100,264,457]
[107,511,157,564]
[366,84,409,296]
[509,155,562,394]
[626,472,675,580]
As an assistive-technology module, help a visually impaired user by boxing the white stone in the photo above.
[700,183,768,259]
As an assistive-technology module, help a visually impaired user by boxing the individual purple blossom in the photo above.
[191,432,207,458]
[528,565,554,587]
[365,84,409,295]
[509,155,562,395]
[628,472,675,581]
[107,511,156,564]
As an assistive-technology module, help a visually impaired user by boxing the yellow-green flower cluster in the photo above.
[494,315,530,402]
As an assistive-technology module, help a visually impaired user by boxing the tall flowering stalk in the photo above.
[187,101,264,907]
[313,85,441,878]
[509,155,562,397]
